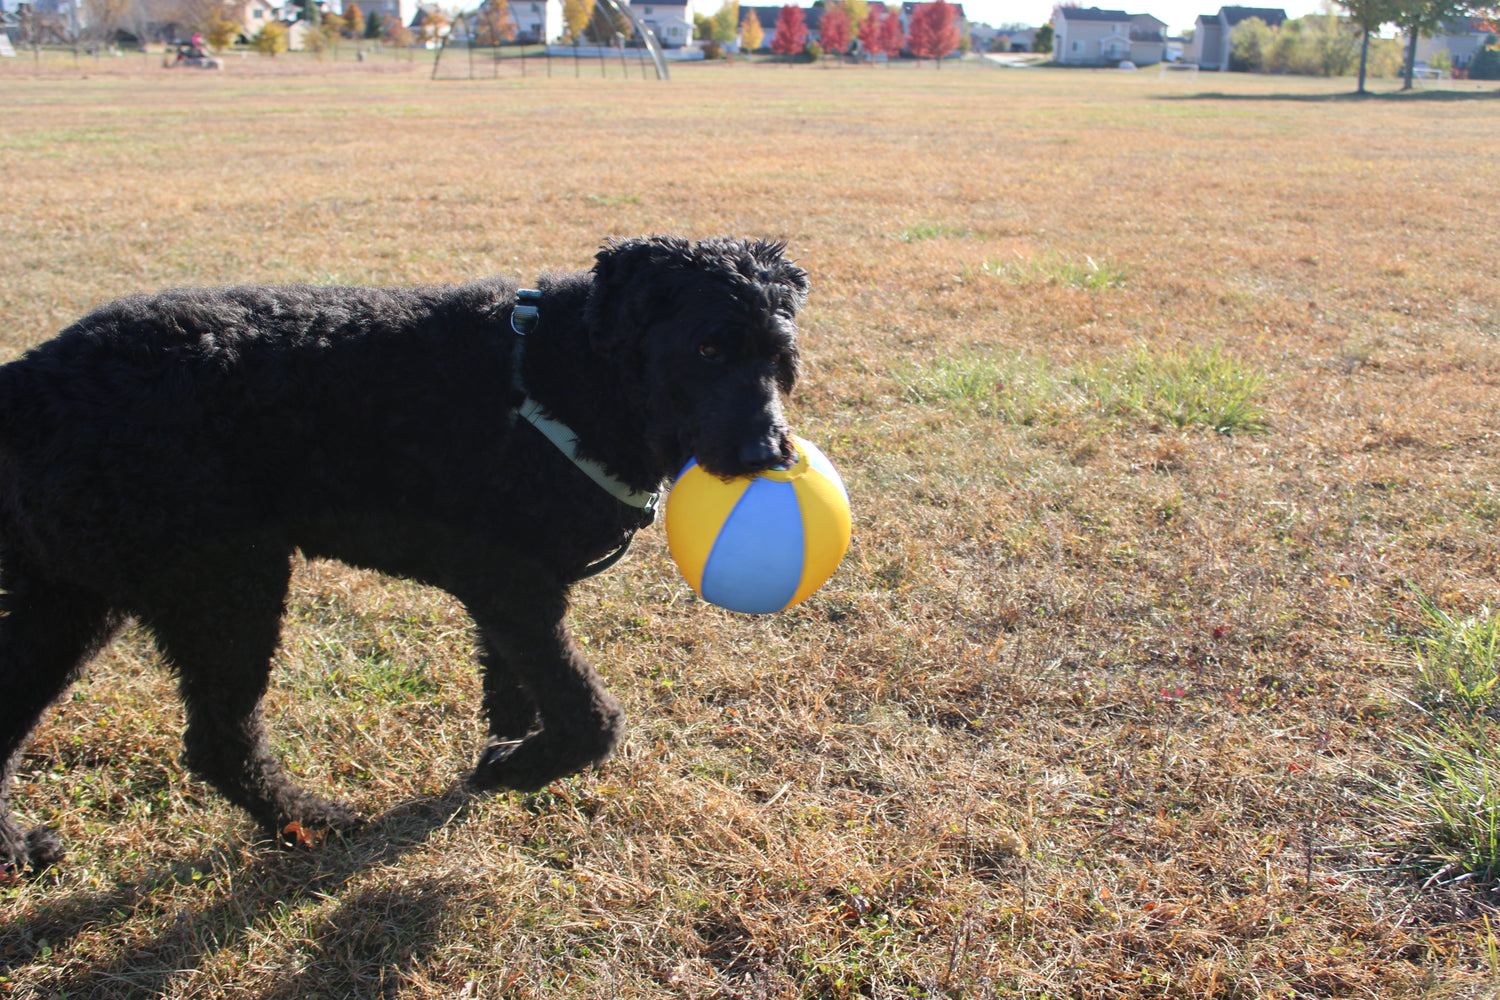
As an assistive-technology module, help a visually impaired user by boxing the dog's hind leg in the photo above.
[139,549,362,840]
[0,570,119,875]
[464,588,624,793]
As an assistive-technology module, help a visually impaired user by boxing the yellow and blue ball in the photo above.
[666,436,851,614]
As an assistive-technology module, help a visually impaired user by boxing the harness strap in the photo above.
[509,288,659,581]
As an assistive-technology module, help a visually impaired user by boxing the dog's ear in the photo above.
[584,236,694,359]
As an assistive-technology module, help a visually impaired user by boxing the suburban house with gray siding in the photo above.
[1185,5,1285,70]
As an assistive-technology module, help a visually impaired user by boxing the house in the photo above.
[1184,5,1285,70]
[993,23,1038,52]
[354,0,419,38]
[237,0,279,40]
[1128,13,1166,64]
[502,0,560,41]
[1052,6,1163,65]
[1415,16,1494,72]
[627,0,696,47]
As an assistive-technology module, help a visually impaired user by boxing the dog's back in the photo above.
[0,280,523,588]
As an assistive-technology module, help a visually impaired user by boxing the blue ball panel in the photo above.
[700,478,805,614]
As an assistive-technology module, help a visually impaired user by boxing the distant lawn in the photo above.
[1,62,1499,999]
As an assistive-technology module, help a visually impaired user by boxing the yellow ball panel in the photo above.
[787,468,853,608]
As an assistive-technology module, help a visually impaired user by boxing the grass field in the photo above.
[2,55,1500,999]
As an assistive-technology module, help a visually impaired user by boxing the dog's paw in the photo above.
[266,793,367,846]
[25,826,64,870]
[468,730,618,793]
[1,825,63,881]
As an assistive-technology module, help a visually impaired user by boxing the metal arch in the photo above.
[595,0,669,80]
[433,0,669,81]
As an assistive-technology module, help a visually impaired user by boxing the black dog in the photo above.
[0,235,808,874]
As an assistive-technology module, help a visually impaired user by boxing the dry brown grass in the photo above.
[2,56,1500,999]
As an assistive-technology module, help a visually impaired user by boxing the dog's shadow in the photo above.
[2,786,477,997]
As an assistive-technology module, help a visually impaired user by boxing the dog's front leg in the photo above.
[465,591,624,793]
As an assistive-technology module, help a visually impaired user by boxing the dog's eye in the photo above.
[698,345,724,362]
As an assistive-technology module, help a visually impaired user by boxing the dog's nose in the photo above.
[738,436,786,472]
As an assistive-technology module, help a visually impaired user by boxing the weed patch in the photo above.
[977,250,1129,289]
[896,345,1269,434]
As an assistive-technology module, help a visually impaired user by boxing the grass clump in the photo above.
[1107,345,1270,435]
[1379,596,1500,886]
[978,251,1129,290]
[896,345,1269,435]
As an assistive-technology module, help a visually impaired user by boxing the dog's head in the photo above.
[586,236,809,480]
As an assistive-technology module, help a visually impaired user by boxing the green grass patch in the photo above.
[895,345,1269,435]
[1376,596,1500,886]
[977,251,1129,290]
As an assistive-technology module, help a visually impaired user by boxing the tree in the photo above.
[820,1,852,56]
[1228,14,1274,69]
[295,0,320,28]
[203,15,239,50]
[475,0,516,44]
[365,8,385,38]
[251,18,288,54]
[769,3,807,58]
[877,2,904,56]
[858,1,886,56]
[740,7,764,50]
[1033,21,1053,52]
[385,18,414,46]
[907,0,959,64]
[415,6,448,46]
[344,1,364,36]
[710,0,739,44]
[81,0,130,45]
[562,0,591,41]
[843,0,870,37]
[1393,0,1473,88]
[1340,0,1401,92]
[1471,32,1500,76]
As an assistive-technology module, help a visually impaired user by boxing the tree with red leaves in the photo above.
[858,2,886,57]
[820,2,852,58]
[769,3,808,59]
[907,0,960,65]
[877,2,905,58]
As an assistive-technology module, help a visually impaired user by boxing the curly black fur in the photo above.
[0,235,809,875]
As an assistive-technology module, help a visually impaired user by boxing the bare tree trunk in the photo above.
[1402,25,1418,90]
[1357,29,1370,94]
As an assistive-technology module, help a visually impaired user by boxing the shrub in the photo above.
[1470,37,1500,80]
[803,40,822,61]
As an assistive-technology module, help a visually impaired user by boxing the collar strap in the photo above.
[510,289,661,515]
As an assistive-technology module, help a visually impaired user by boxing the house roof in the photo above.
[901,1,967,16]
[1057,7,1131,21]
[1220,5,1286,26]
